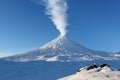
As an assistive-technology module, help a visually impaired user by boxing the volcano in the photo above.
[1,36,120,80]
[3,36,120,62]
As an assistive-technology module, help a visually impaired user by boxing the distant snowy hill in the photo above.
[2,36,120,62]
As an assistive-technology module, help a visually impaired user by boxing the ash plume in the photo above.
[44,0,68,36]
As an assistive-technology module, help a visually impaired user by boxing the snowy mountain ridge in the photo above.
[2,36,120,62]
[58,66,120,80]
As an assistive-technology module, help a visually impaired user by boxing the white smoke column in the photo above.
[44,0,68,36]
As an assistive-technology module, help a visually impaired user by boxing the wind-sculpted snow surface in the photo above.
[59,66,120,80]
[2,36,120,62]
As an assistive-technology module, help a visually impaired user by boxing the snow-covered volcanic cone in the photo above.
[2,36,120,62]
[0,36,120,80]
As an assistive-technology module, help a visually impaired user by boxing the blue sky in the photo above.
[0,0,120,57]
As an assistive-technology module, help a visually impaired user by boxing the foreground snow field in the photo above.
[0,60,120,80]
[59,66,120,80]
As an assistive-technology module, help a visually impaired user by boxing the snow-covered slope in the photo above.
[58,66,120,80]
[2,36,120,62]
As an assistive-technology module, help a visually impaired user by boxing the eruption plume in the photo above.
[44,0,68,36]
